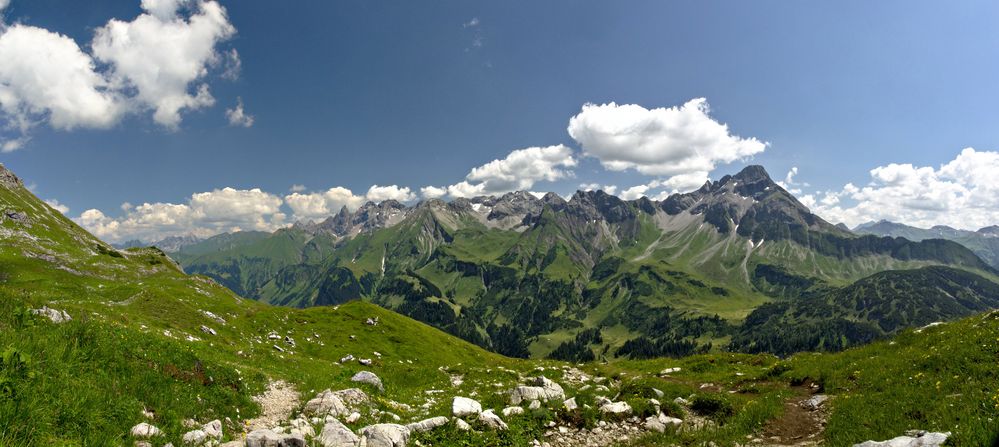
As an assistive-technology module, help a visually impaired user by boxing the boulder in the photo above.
[509,376,565,405]
[332,388,370,406]
[130,422,162,439]
[644,416,666,433]
[853,431,951,447]
[203,420,223,440]
[563,397,578,412]
[181,430,207,446]
[452,396,482,417]
[599,401,632,415]
[501,406,524,417]
[245,429,306,447]
[30,306,71,323]
[351,371,384,392]
[317,419,359,447]
[527,400,541,410]
[478,410,508,430]
[303,390,350,417]
[287,418,315,438]
[455,419,472,431]
[405,416,449,433]
[358,423,409,447]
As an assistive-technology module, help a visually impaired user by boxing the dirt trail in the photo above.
[243,380,300,432]
[753,384,827,446]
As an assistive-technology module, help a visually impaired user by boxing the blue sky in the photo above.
[2,0,999,241]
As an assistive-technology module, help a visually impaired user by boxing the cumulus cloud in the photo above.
[567,98,767,187]
[0,0,238,150]
[289,184,306,193]
[92,0,235,128]
[619,184,650,200]
[579,183,618,195]
[75,187,285,243]
[365,185,415,203]
[420,186,447,199]
[44,199,69,214]
[445,145,577,198]
[225,97,254,127]
[0,25,123,134]
[463,17,480,28]
[805,148,999,230]
[284,184,416,221]
[0,0,9,12]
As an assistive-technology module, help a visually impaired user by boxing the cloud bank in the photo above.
[804,148,999,230]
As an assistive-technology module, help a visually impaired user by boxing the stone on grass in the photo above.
[203,420,223,439]
[599,401,632,415]
[245,428,306,447]
[478,410,508,430]
[452,396,482,417]
[350,371,384,391]
[130,423,162,438]
[853,431,950,447]
[502,406,524,417]
[358,423,409,447]
[303,390,350,417]
[317,418,358,447]
[181,429,207,445]
[406,416,449,433]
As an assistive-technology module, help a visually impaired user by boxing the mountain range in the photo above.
[854,220,999,268]
[163,165,999,360]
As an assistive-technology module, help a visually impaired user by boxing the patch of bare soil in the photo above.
[753,384,827,446]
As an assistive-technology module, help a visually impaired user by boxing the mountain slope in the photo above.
[730,265,999,355]
[855,220,999,269]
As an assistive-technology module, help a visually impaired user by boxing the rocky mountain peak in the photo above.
[0,164,23,189]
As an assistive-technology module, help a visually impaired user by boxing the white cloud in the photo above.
[0,0,239,150]
[0,0,9,12]
[579,183,618,195]
[221,48,241,80]
[807,148,999,230]
[619,184,650,200]
[567,99,767,187]
[445,145,577,198]
[225,97,254,127]
[365,185,415,203]
[284,184,416,222]
[463,17,480,28]
[0,25,123,136]
[75,187,285,243]
[289,184,306,193]
[420,186,447,199]
[44,199,69,214]
[92,0,235,128]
